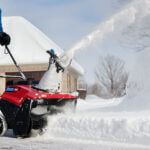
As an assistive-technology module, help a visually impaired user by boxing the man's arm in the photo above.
[0,9,10,46]
[0,9,3,32]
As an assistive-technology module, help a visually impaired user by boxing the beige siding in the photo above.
[61,73,78,93]
[70,75,75,92]
[67,74,71,92]
[74,78,77,91]
[61,73,68,92]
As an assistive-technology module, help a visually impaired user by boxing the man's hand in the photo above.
[0,32,11,46]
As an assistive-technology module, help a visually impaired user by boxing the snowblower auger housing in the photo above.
[0,47,78,137]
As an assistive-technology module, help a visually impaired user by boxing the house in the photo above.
[0,16,84,94]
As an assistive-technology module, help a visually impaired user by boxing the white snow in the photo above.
[0,16,62,64]
[1,0,150,149]
[1,95,150,150]
[69,0,150,54]
[38,63,63,92]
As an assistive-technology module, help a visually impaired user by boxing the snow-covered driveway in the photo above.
[0,95,150,150]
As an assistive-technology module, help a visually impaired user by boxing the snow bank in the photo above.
[39,98,150,146]
[1,95,150,149]
[37,95,150,147]
[77,95,123,112]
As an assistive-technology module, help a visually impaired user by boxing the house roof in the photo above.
[0,16,84,75]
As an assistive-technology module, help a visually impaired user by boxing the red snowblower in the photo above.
[0,46,77,137]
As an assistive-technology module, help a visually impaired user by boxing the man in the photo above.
[0,9,10,46]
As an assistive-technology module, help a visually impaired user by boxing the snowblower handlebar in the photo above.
[0,46,26,80]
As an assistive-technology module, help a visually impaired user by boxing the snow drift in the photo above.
[38,96,150,147]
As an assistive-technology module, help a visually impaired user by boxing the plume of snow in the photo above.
[69,0,150,55]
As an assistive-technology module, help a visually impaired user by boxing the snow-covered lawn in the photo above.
[0,95,150,150]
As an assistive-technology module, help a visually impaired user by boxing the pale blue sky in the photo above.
[0,0,129,49]
[0,0,131,83]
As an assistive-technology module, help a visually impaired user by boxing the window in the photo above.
[33,72,40,78]
[24,72,31,78]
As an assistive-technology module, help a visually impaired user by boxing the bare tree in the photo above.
[95,55,128,99]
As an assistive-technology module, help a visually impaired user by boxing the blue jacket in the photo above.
[0,9,3,32]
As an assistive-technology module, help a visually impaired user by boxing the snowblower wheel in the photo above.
[15,118,32,138]
[0,115,7,136]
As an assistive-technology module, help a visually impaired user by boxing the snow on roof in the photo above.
[0,16,84,75]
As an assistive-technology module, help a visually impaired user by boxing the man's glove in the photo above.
[0,32,11,46]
